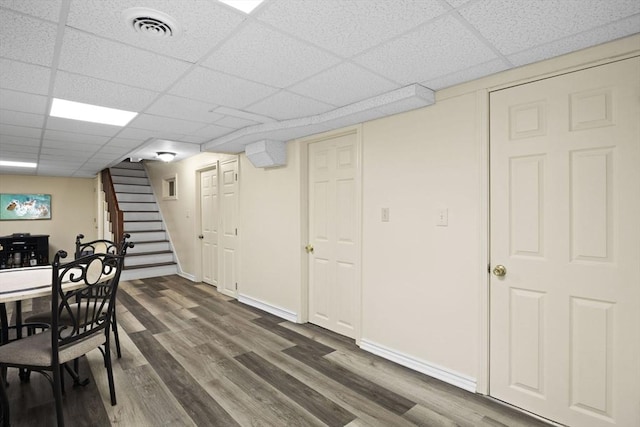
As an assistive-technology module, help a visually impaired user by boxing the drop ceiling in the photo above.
[0,0,638,177]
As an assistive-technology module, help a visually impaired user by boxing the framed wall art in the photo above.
[0,193,52,220]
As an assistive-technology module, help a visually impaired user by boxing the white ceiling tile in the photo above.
[146,95,223,123]
[0,135,40,147]
[170,67,278,108]
[203,22,341,88]
[42,140,100,153]
[0,0,62,21]
[45,117,122,137]
[116,126,183,141]
[0,143,39,155]
[0,148,38,161]
[66,0,245,63]
[0,110,45,128]
[43,129,110,145]
[354,15,498,85]
[53,71,159,112]
[459,0,640,55]
[445,0,473,7]
[0,59,51,95]
[107,138,143,149]
[58,28,191,92]
[214,116,259,129]
[175,134,212,144]
[245,91,335,121]
[258,0,449,57]
[422,58,509,90]
[190,124,235,140]
[128,114,205,134]
[0,89,48,115]
[0,123,42,139]
[96,144,131,155]
[508,15,640,67]
[0,10,57,66]
[289,63,400,106]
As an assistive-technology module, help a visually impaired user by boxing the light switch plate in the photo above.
[436,208,448,226]
[381,207,390,222]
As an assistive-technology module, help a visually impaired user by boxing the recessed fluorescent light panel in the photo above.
[218,0,264,14]
[0,160,37,168]
[50,98,137,127]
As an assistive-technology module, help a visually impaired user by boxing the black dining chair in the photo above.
[0,249,125,426]
[25,233,133,359]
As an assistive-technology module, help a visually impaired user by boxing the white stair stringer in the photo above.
[109,161,178,280]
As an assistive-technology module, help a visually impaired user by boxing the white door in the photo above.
[489,57,640,426]
[199,167,218,286]
[219,159,239,298]
[308,130,361,339]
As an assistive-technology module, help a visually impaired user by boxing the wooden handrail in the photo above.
[101,169,124,247]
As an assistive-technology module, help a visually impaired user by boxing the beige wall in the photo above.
[0,175,97,259]
[143,35,640,392]
[145,152,236,278]
[238,142,303,314]
[360,92,482,379]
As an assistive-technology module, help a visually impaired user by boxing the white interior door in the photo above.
[219,159,239,298]
[199,166,218,286]
[489,57,640,426]
[308,130,361,339]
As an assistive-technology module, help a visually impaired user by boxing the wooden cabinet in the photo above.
[0,234,49,269]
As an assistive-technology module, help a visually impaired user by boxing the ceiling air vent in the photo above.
[122,7,181,39]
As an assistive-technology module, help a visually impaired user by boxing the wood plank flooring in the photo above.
[3,275,551,426]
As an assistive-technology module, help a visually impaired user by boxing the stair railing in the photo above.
[101,169,124,246]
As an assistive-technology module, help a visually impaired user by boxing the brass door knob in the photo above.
[493,265,507,277]
[305,244,314,254]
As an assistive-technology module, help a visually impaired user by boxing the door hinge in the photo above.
[487,263,491,273]
[235,173,238,181]
[235,282,238,290]
[235,228,238,236]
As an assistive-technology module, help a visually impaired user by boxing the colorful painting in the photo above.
[0,193,51,220]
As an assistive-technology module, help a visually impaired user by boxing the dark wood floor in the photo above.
[4,275,550,426]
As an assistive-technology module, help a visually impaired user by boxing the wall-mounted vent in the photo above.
[122,8,181,39]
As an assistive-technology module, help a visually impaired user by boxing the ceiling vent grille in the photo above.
[122,8,181,39]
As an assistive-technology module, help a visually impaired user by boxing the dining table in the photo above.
[0,265,86,344]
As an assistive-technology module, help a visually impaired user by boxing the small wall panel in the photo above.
[570,297,614,419]
[336,178,355,244]
[336,261,355,330]
[312,258,330,321]
[222,168,235,185]
[313,181,328,240]
[337,144,354,169]
[509,288,545,397]
[570,149,613,262]
[510,155,545,257]
[570,88,613,131]
[509,101,547,140]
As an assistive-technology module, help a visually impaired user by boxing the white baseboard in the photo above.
[359,339,477,393]
[178,271,195,282]
[237,294,298,323]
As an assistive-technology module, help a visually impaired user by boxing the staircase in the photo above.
[108,161,178,281]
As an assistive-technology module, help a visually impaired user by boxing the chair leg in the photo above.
[104,342,117,406]
[111,311,122,359]
[52,365,65,427]
[0,366,10,427]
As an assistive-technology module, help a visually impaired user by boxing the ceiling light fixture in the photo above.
[156,152,176,162]
[0,160,37,168]
[218,0,265,14]
[50,98,138,127]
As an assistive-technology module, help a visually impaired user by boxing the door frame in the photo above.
[219,158,240,299]
[195,162,219,285]
[479,52,640,397]
[299,125,363,343]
